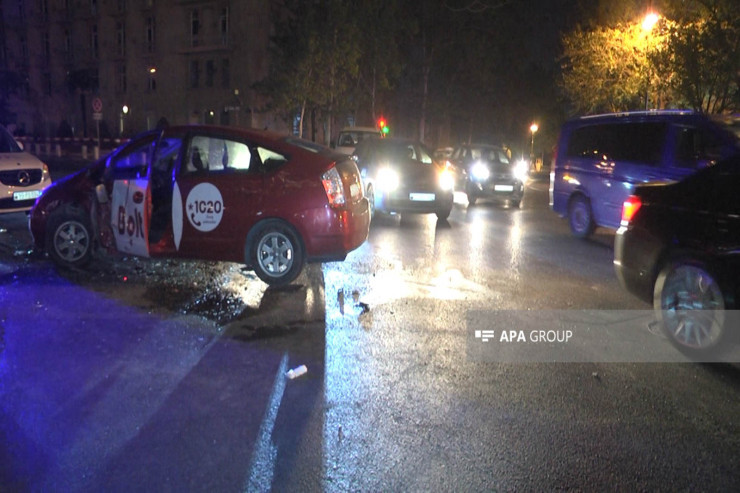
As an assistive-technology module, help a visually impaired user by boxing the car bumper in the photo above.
[614,224,665,304]
[302,198,370,262]
[378,189,453,214]
[467,179,524,199]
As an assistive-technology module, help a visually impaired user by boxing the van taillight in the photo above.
[621,195,642,225]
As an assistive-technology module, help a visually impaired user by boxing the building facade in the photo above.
[0,0,284,140]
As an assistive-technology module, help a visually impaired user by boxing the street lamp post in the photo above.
[120,105,129,136]
[529,123,538,170]
[642,12,659,110]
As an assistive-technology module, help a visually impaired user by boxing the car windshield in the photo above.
[375,141,420,162]
[470,147,509,164]
[0,127,23,153]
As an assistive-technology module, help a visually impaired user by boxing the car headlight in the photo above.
[377,167,400,191]
[439,168,455,191]
[471,161,490,181]
[513,159,529,182]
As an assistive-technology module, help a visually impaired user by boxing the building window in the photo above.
[116,22,126,56]
[43,32,50,62]
[20,35,28,59]
[144,0,154,8]
[206,60,215,87]
[64,29,72,55]
[221,58,230,88]
[90,0,97,15]
[190,60,200,88]
[40,0,48,20]
[220,7,229,45]
[91,25,99,59]
[148,73,157,92]
[118,0,126,13]
[146,17,155,53]
[117,64,127,93]
[17,0,25,21]
[190,10,200,47]
[43,72,51,96]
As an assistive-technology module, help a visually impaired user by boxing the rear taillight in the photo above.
[322,166,347,208]
[621,195,642,225]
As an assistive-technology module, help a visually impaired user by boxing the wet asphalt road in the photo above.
[1,173,739,491]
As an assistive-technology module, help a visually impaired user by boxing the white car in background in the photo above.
[333,126,381,155]
[0,125,51,214]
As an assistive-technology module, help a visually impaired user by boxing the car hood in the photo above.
[0,151,46,170]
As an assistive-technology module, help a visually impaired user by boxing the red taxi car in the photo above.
[29,125,370,286]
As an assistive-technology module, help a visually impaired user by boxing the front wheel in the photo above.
[654,260,731,359]
[249,220,304,286]
[436,206,452,220]
[568,195,595,238]
[46,207,94,268]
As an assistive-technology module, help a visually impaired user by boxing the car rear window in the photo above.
[566,122,667,166]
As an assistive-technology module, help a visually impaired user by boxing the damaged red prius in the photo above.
[29,125,370,286]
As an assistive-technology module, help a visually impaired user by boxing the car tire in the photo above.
[366,184,376,220]
[249,220,304,286]
[436,206,451,220]
[653,259,733,359]
[511,199,521,208]
[46,207,94,268]
[568,195,595,238]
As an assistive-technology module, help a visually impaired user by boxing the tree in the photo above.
[559,0,739,115]
[256,0,361,143]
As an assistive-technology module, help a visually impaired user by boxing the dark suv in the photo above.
[448,143,527,207]
[614,154,740,359]
[551,111,739,238]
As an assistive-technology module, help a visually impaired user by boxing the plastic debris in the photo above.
[286,365,308,379]
[356,302,370,314]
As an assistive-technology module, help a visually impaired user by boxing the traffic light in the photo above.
[377,117,389,136]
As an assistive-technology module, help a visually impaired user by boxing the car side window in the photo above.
[257,146,288,169]
[567,123,666,166]
[109,135,156,178]
[184,135,253,173]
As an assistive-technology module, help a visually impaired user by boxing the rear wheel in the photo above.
[366,184,376,220]
[249,220,304,286]
[46,207,94,268]
[568,195,595,238]
[654,259,731,359]
[436,206,451,220]
[465,181,478,206]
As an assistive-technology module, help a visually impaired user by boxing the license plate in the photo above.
[13,190,41,201]
[409,192,435,201]
[494,184,514,192]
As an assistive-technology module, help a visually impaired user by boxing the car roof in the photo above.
[338,126,380,133]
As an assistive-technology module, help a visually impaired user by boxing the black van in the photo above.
[550,111,740,238]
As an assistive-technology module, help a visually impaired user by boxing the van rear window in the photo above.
[566,122,667,166]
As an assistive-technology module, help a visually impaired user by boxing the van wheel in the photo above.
[568,195,595,238]
[248,220,304,286]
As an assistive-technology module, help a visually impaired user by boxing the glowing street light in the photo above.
[529,122,538,165]
[642,12,659,32]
